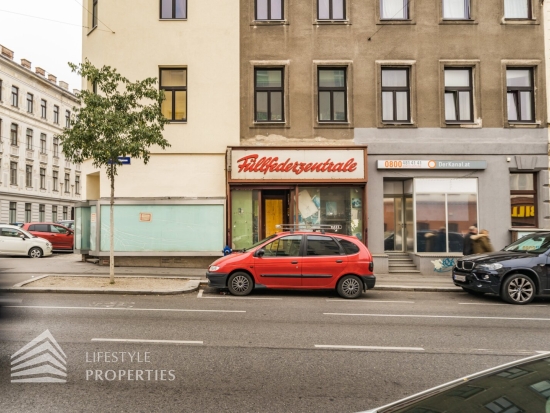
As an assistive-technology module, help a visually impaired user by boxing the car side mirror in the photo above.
[256,249,265,258]
[19,234,26,240]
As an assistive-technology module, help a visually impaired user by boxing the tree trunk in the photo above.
[109,164,115,284]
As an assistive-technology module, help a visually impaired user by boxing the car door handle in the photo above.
[336,260,343,263]
[291,261,298,264]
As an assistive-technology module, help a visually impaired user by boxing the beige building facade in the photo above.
[238,0,549,274]
[0,45,81,225]
[77,0,239,264]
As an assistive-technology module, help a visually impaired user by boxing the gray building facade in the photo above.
[239,0,548,274]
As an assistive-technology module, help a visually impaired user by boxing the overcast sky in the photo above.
[0,0,83,90]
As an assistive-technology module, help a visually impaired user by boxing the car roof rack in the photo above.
[275,224,339,234]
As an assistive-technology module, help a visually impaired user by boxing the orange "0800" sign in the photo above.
[384,161,403,168]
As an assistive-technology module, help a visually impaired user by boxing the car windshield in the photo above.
[18,228,36,238]
[383,356,550,413]
[241,233,279,252]
[503,233,550,254]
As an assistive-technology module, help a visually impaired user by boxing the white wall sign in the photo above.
[230,149,365,180]
[377,160,487,170]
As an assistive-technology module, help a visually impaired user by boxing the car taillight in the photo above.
[369,261,373,272]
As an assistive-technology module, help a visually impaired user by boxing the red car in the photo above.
[207,230,375,299]
[21,222,74,251]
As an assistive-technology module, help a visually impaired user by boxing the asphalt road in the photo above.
[0,289,549,413]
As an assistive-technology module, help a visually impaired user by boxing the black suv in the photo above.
[452,232,550,304]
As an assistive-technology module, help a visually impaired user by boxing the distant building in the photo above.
[0,45,81,224]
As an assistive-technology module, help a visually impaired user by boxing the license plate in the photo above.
[454,274,466,282]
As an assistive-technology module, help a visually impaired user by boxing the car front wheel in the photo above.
[502,274,535,305]
[28,247,43,259]
[337,275,363,299]
[227,272,254,296]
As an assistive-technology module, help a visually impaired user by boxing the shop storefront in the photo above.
[368,156,549,275]
[227,147,368,250]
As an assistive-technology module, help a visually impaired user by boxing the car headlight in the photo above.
[477,263,503,271]
[209,265,220,272]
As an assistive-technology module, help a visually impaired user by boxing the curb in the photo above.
[374,285,461,292]
[0,277,209,295]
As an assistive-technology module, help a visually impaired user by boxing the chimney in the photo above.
[21,59,31,69]
[35,67,45,77]
[48,74,57,84]
[1,45,14,60]
[59,81,69,90]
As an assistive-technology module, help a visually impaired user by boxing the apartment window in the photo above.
[444,68,473,122]
[10,123,18,146]
[530,381,550,398]
[41,99,47,119]
[318,68,347,122]
[52,205,58,222]
[160,0,187,19]
[504,0,530,19]
[256,0,283,20]
[27,93,33,113]
[64,173,70,193]
[39,204,45,222]
[485,397,523,413]
[11,86,18,107]
[26,129,33,150]
[75,175,80,194]
[26,165,32,187]
[507,68,534,122]
[65,110,71,128]
[510,173,536,227]
[160,68,187,122]
[318,0,345,20]
[40,168,46,189]
[496,367,530,379]
[255,69,284,122]
[53,105,59,124]
[382,68,410,122]
[442,0,470,19]
[53,137,59,157]
[25,203,31,223]
[9,202,16,223]
[381,0,408,19]
[92,0,98,27]
[10,162,17,185]
[63,206,68,220]
[0,79,2,101]
[53,170,58,191]
[40,133,47,153]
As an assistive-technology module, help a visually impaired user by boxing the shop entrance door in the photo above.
[383,180,413,252]
[262,190,290,238]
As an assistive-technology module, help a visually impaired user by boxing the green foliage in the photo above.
[58,60,170,179]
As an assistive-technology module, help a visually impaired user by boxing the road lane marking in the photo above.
[199,296,283,300]
[326,300,414,303]
[7,305,245,313]
[197,289,204,298]
[324,313,550,321]
[92,338,203,345]
[459,303,547,307]
[315,345,424,351]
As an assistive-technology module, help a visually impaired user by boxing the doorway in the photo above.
[262,190,290,238]
[383,180,413,252]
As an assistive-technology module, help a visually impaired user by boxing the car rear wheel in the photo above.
[337,275,363,299]
[227,272,253,296]
[28,247,43,259]
[502,274,535,305]
[462,287,485,296]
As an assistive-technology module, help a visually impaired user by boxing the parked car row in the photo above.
[0,221,74,258]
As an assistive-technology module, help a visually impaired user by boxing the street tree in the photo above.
[58,60,170,283]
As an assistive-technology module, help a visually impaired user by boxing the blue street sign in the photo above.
[108,157,131,165]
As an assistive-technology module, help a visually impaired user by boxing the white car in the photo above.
[0,224,52,258]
